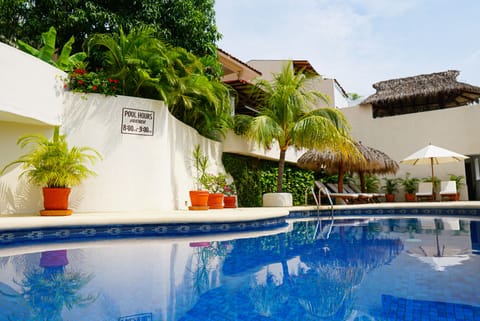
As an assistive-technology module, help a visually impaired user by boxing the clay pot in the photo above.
[224,195,237,208]
[189,190,209,210]
[405,193,415,202]
[208,193,224,209]
[385,194,395,202]
[43,187,70,210]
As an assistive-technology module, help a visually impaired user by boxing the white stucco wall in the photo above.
[0,93,225,214]
[341,104,480,199]
[0,42,65,125]
[0,43,229,214]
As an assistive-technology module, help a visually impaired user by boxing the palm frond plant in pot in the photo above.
[189,145,210,210]
[0,126,102,216]
[381,177,401,202]
[400,172,420,202]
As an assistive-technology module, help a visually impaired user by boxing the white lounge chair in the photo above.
[439,180,457,201]
[416,182,434,201]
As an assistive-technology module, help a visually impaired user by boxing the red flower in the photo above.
[108,78,113,83]
[63,84,67,89]
[73,68,87,75]
[113,79,119,84]
[78,80,83,85]
[93,85,98,91]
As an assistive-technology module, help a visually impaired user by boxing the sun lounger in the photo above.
[416,182,434,201]
[347,183,385,203]
[325,182,364,204]
[439,180,457,201]
[314,181,359,204]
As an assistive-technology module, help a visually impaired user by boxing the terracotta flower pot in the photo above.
[43,187,71,210]
[189,190,209,210]
[224,195,237,208]
[208,193,224,209]
[405,193,416,202]
[385,194,395,202]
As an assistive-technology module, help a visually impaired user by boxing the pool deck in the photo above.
[1,201,480,232]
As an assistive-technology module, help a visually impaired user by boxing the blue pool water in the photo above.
[0,216,479,321]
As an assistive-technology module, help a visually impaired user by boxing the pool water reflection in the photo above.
[0,217,479,321]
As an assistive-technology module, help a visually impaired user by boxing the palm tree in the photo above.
[235,61,357,192]
[163,47,232,140]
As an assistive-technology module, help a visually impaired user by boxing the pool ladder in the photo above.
[305,184,335,239]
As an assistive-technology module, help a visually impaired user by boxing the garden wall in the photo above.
[0,41,227,214]
[0,93,225,214]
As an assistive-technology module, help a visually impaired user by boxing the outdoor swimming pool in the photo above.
[0,216,479,321]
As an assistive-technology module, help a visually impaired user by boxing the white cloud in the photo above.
[215,0,480,95]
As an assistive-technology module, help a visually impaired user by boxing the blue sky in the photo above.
[214,0,480,97]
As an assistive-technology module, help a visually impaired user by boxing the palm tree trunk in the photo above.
[277,148,287,192]
[359,171,366,192]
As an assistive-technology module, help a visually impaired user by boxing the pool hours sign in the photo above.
[121,108,155,136]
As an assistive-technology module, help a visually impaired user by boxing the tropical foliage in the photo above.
[222,153,315,206]
[16,26,86,72]
[0,0,221,57]
[0,126,102,188]
[235,61,356,192]
[85,27,232,140]
[400,172,420,194]
[381,177,401,194]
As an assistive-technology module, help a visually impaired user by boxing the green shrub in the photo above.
[222,153,315,206]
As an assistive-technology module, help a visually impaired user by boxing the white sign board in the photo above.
[121,108,155,136]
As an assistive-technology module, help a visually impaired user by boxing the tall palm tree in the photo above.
[235,61,358,192]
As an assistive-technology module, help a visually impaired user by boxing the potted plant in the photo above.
[223,182,237,208]
[381,177,400,202]
[422,176,440,193]
[189,145,210,210]
[0,126,101,216]
[205,173,227,209]
[400,172,420,202]
[448,173,465,200]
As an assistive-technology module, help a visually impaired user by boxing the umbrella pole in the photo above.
[338,162,344,193]
[431,158,435,200]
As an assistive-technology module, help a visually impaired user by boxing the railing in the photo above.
[305,184,335,239]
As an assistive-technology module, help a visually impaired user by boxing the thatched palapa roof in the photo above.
[361,70,480,118]
[297,142,398,175]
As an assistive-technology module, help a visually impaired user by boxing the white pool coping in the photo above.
[1,201,479,232]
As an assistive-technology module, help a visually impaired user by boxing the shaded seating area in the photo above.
[314,181,388,205]
[347,183,385,202]
[416,182,435,201]
[339,184,378,203]
[297,142,399,198]
[439,180,457,201]
[315,181,360,204]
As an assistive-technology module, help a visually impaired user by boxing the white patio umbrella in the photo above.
[400,144,469,197]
